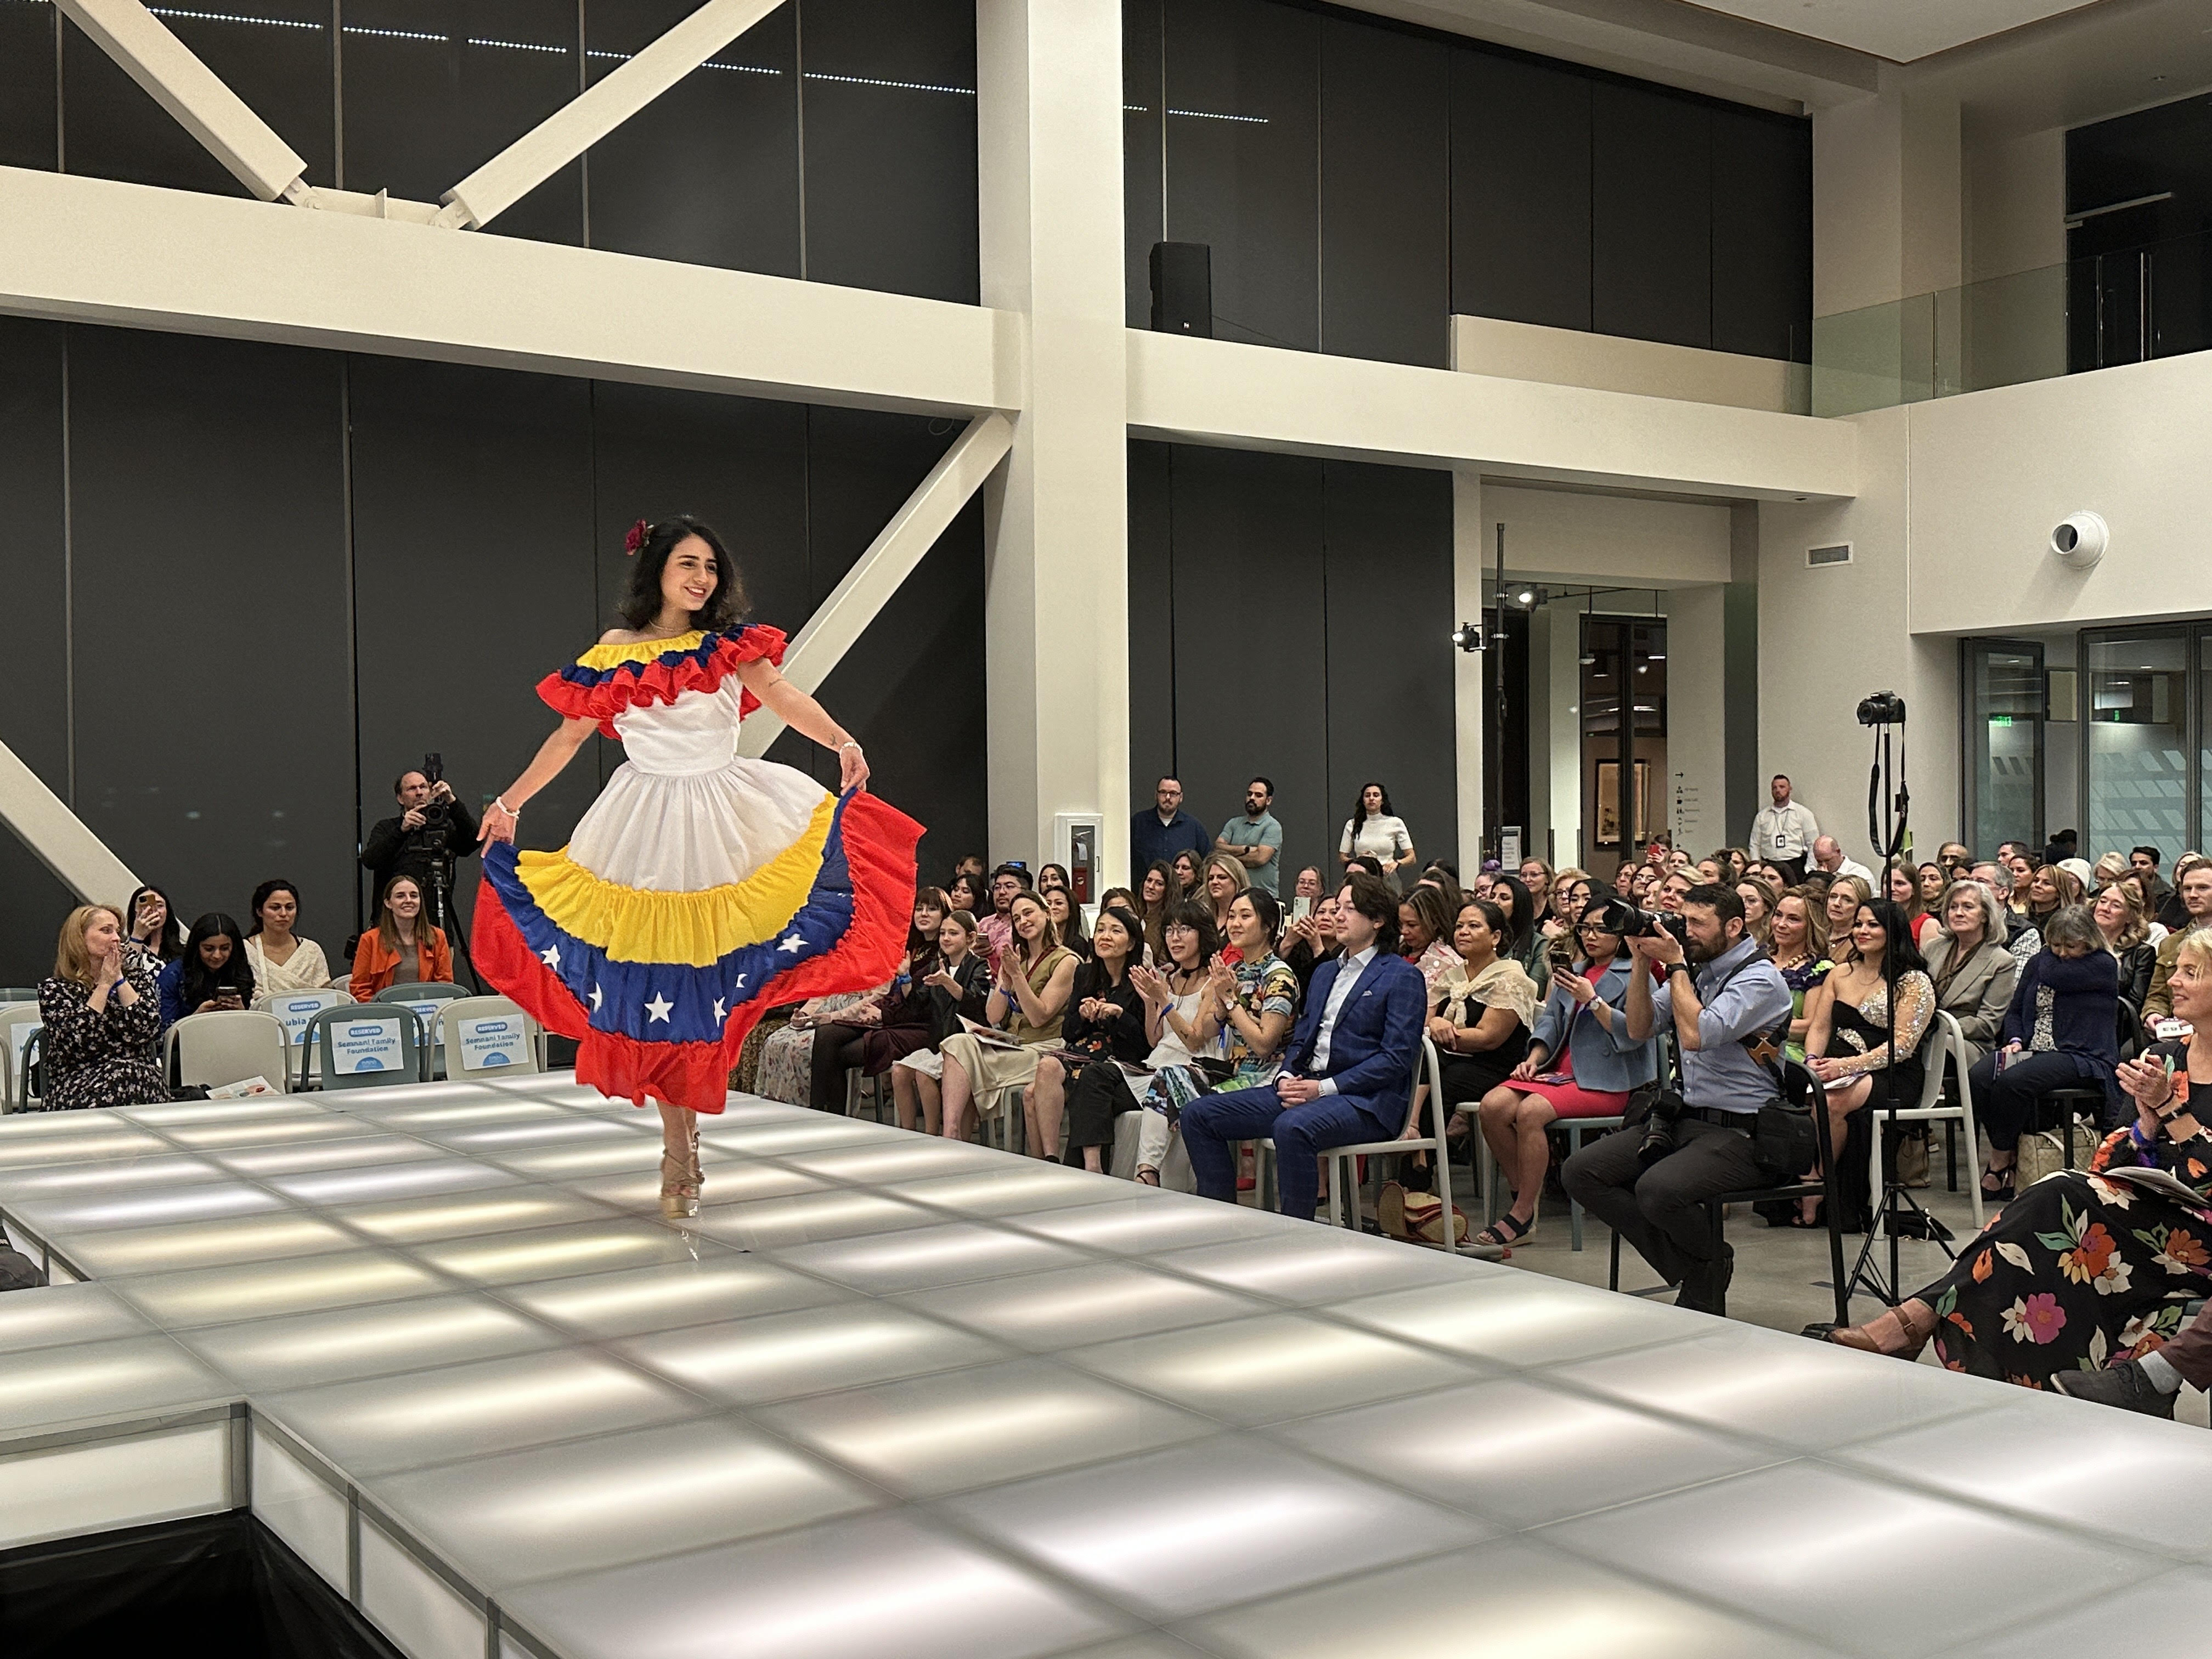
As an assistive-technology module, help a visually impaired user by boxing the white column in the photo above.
[1452,471,1487,869]
[1547,605,1582,870]
[975,0,1130,874]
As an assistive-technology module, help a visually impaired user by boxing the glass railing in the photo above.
[1810,227,2212,417]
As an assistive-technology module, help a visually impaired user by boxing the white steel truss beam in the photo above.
[439,0,789,231]
[738,412,1017,758]
[0,169,1018,418]
[0,742,138,906]
[53,0,309,204]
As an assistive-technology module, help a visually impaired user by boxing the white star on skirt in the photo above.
[777,932,805,953]
[539,944,560,969]
[645,993,674,1023]
[589,984,603,1011]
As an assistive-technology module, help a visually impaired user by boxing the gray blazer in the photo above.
[1527,958,1661,1095]
[1922,933,2017,1066]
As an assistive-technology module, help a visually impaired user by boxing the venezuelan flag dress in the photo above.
[472,625,922,1112]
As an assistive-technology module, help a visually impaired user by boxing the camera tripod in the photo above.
[420,853,483,996]
[1843,699,1956,1311]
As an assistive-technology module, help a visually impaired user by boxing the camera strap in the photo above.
[1692,947,1788,1087]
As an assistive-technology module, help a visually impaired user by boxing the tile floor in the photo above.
[0,1079,2202,1659]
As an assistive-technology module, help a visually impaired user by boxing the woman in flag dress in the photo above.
[475,516,921,1217]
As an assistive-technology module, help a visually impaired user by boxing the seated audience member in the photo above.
[1095,886,1139,926]
[38,905,168,1111]
[1822,873,1874,945]
[1967,904,2122,1204]
[2151,849,2194,933]
[2118,875,2170,946]
[1561,884,1792,1312]
[1970,862,2041,962]
[1172,848,1203,898]
[1126,894,1298,1185]
[1735,877,1779,949]
[1413,864,1466,918]
[244,879,336,995]
[806,890,950,1112]
[1611,863,1638,898]
[979,862,1032,973]
[1488,874,1550,983]
[1288,864,1325,917]
[1282,893,1340,997]
[944,870,985,928]
[1180,874,1425,1221]
[1541,871,1595,952]
[1472,907,1655,1251]
[125,884,185,967]
[2143,859,2212,1029]
[1921,881,2019,1070]
[1750,860,1790,890]
[1722,848,1752,883]
[1037,862,1071,896]
[1885,862,1937,945]
[1767,889,1832,1062]
[1199,850,1250,935]
[1029,904,1152,1163]
[890,910,992,1133]
[2092,851,2130,891]
[2023,862,2085,933]
[1813,836,1875,884]
[1430,896,1536,1115]
[1516,859,1554,918]
[935,890,1076,1142]
[1814,933,2212,1400]
[1938,842,1974,879]
[1801,899,1936,1229]
[1397,883,1462,1006]
[349,875,453,1001]
[951,853,986,890]
[2092,880,2157,1021]
[1043,887,1090,960]
[1916,862,1948,908]
[1695,857,1724,886]
[159,912,258,1030]
[1100,901,1222,1181]
[1470,869,1497,901]
[1339,782,1416,890]
[1138,860,1181,964]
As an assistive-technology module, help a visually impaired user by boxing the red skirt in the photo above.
[1511,1047,1629,1120]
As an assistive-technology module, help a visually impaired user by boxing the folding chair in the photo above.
[1608,1058,1850,1323]
[435,996,545,1078]
[376,982,471,1077]
[1,1003,43,1113]
[1864,1011,1983,1233]
[163,1009,291,1093]
[301,1005,425,1090]
[1468,1102,1626,1251]
[1306,1035,1457,1245]
[255,989,352,1086]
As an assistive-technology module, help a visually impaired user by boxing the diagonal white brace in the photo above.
[738,411,1015,759]
[439,0,789,230]
[0,740,138,905]
[53,0,308,203]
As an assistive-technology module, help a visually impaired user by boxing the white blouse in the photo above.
[246,935,338,995]
[1340,813,1412,864]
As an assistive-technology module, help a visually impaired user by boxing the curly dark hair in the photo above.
[615,515,749,633]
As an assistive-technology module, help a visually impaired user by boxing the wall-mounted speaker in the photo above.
[1149,242,1212,338]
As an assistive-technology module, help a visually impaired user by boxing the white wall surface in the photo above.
[1448,315,1806,414]
[1485,487,1734,589]
[1963,125,2064,283]
[1663,585,1729,853]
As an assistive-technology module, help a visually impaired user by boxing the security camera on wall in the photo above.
[2050,511,2108,569]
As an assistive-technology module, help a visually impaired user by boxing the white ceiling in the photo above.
[1681,0,2111,62]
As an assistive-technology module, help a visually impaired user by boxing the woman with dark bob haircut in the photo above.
[475,513,924,1221]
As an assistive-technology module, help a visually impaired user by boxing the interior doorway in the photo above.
[1581,614,1669,880]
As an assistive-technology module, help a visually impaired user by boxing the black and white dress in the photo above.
[35,952,169,1111]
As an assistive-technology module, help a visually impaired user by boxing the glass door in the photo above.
[1580,615,1667,878]
[2083,631,2190,859]
[1962,639,2044,858]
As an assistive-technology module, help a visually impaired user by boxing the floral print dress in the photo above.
[1923,1044,2212,1388]
[35,955,169,1112]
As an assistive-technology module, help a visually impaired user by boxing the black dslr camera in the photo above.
[1586,895,1688,945]
[1855,690,1906,726]
[417,752,450,828]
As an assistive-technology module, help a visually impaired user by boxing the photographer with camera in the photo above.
[1561,884,1793,1313]
[361,760,478,931]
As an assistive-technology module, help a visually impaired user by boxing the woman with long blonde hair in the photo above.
[36,904,167,1111]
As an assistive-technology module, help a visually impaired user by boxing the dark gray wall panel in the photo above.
[1593,81,1711,350]
[1166,0,1319,352]
[1319,18,1448,367]
[798,0,979,302]
[347,357,596,936]
[1449,49,1592,334]
[0,320,74,986]
[1167,446,1329,870]
[1711,107,1812,362]
[1124,0,1166,330]
[584,0,800,275]
[1322,460,1455,874]
[799,407,983,879]
[341,0,582,245]
[67,328,352,945]
[1126,439,1176,828]
[63,0,332,194]
[0,4,56,172]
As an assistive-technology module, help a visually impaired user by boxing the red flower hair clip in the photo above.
[622,518,651,557]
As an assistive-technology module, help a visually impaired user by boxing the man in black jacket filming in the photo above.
[361,763,478,930]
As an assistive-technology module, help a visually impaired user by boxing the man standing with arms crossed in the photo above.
[1217,777,1284,896]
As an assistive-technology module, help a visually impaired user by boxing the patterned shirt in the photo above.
[1225,951,1300,1087]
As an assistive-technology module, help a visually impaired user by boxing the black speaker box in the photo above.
[1149,241,1212,337]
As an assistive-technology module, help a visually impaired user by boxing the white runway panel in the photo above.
[3,1075,2210,1658]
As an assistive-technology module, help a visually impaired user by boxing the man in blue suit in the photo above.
[1182,872,1426,1220]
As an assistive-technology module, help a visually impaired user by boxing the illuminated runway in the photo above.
[3,1076,2210,1659]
